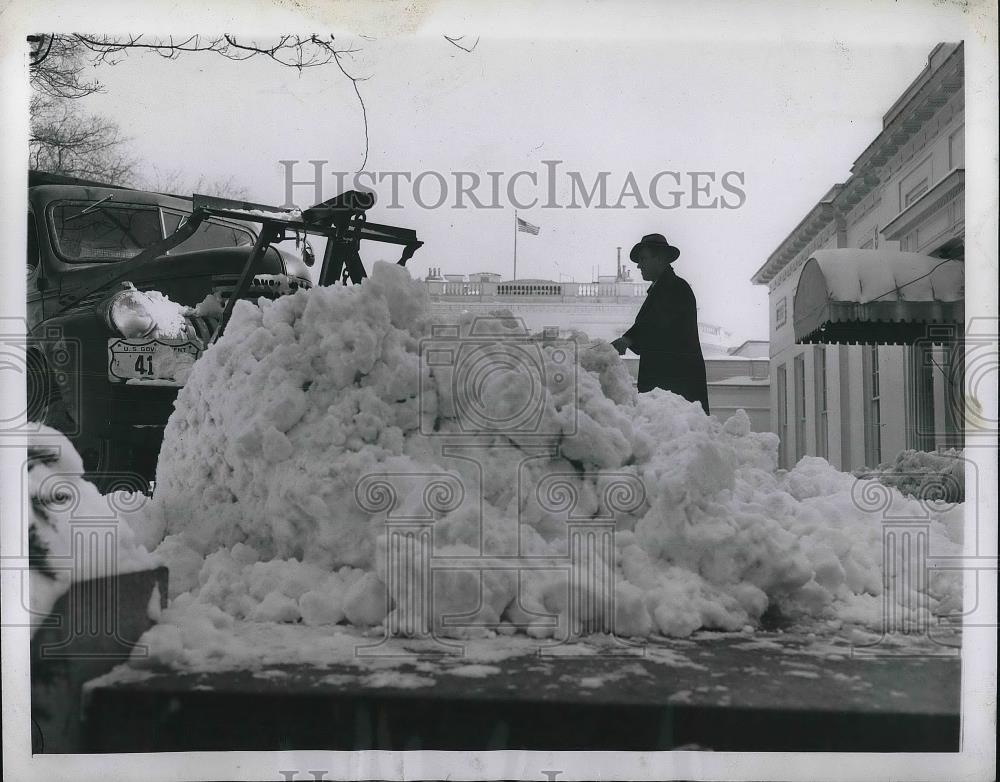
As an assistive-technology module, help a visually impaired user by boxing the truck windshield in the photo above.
[161,211,254,253]
[51,203,163,262]
[50,202,256,262]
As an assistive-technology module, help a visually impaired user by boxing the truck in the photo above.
[26,170,423,491]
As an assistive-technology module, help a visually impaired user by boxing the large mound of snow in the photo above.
[860,448,965,503]
[139,262,961,651]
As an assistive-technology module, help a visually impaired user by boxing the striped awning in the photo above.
[793,249,963,345]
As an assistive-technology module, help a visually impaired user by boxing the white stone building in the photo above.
[750,42,965,470]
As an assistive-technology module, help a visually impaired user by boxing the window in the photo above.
[863,345,882,467]
[814,346,829,459]
[949,124,965,169]
[50,203,163,262]
[898,155,933,213]
[903,179,929,208]
[775,297,787,328]
[776,363,788,469]
[794,354,807,463]
[162,211,255,254]
[906,342,935,451]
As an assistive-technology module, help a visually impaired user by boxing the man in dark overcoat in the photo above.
[611,233,710,414]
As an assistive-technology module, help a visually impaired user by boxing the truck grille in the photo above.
[211,273,310,304]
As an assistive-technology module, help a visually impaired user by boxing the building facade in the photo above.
[751,43,964,470]
[421,266,771,430]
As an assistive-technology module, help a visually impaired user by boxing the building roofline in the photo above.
[881,43,957,129]
[705,354,767,362]
[707,377,771,387]
[750,185,842,285]
[728,339,769,354]
[834,42,963,212]
[749,42,964,287]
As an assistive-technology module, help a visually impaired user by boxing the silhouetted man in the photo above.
[611,234,710,414]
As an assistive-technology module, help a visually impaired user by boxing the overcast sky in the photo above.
[21,4,972,342]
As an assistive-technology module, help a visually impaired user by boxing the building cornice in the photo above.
[851,43,963,177]
[882,168,965,240]
[834,43,964,213]
[750,193,841,285]
[750,42,964,287]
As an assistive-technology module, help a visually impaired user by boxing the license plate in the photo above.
[107,338,202,385]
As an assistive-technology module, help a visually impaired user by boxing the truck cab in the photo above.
[27,171,313,491]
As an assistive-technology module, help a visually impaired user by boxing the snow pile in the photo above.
[138,262,962,653]
[860,448,965,503]
[27,426,160,633]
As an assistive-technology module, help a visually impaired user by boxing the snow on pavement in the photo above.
[111,261,964,668]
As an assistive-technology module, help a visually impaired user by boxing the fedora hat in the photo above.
[630,233,680,263]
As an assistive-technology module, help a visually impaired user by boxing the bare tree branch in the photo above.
[29,96,137,184]
[27,34,55,66]
[140,165,251,199]
[28,33,374,172]
[330,46,371,171]
[68,34,355,71]
[28,34,103,100]
[444,35,480,53]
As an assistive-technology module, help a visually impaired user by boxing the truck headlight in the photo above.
[103,284,158,338]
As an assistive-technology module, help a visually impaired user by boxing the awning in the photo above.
[793,249,964,345]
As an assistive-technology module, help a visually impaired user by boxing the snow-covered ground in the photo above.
[32,262,964,666]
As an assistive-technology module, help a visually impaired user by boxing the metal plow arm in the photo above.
[190,192,424,283]
[191,192,424,338]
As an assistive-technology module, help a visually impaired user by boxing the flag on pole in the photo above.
[516,216,540,235]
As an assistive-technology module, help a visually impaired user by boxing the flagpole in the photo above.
[513,209,518,281]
